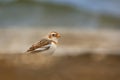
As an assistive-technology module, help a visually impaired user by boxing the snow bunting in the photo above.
[26,31,61,55]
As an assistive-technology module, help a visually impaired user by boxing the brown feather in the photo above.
[27,39,52,52]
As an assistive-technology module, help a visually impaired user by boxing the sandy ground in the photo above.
[0,53,120,80]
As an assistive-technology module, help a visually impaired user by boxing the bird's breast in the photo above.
[49,42,57,52]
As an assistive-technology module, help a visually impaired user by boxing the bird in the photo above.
[26,31,61,55]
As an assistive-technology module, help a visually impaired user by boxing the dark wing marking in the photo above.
[27,38,51,52]
[28,46,50,54]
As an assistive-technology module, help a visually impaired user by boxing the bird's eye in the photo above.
[52,34,56,36]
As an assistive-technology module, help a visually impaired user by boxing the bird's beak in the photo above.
[57,34,61,38]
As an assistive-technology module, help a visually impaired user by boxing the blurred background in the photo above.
[0,0,120,28]
[0,0,120,53]
[0,0,120,80]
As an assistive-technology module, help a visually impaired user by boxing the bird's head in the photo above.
[48,31,61,40]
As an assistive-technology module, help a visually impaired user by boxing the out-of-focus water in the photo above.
[0,0,120,28]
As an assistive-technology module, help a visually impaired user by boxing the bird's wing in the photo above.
[27,38,52,52]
